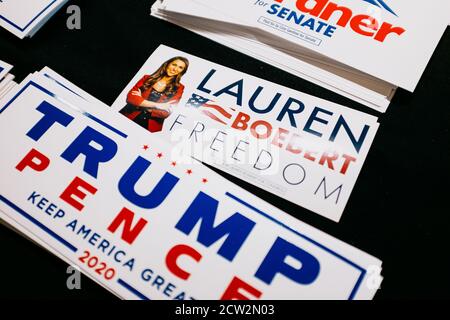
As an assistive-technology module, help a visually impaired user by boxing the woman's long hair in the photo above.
[142,56,189,95]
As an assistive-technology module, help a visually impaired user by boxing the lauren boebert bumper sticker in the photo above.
[111,45,380,222]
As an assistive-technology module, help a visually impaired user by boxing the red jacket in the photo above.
[125,75,185,132]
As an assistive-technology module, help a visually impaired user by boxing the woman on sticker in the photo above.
[120,56,189,133]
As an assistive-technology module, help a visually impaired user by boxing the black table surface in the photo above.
[0,0,449,300]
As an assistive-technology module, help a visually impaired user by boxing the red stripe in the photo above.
[201,110,227,125]
[202,103,232,119]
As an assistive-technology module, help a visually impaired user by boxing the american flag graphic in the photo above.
[186,93,235,125]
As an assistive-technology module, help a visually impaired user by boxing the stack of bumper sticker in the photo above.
[0,60,16,99]
[151,0,449,112]
[0,0,68,39]
[0,63,383,299]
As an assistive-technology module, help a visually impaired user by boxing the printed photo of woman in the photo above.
[119,56,189,133]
